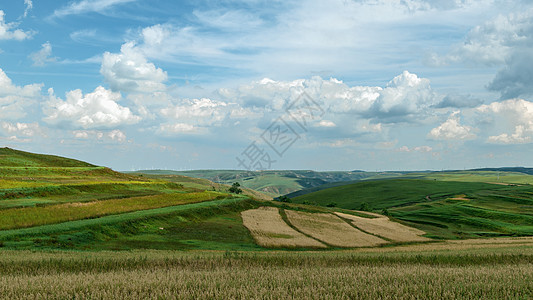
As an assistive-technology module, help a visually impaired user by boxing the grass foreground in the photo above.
[1,239,532,299]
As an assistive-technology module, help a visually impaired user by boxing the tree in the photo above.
[277,196,291,203]
[359,202,370,211]
[229,182,242,194]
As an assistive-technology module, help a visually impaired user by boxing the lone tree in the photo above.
[229,182,242,194]
[276,195,291,203]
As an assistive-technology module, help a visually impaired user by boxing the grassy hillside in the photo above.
[0,148,266,250]
[292,179,533,239]
[286,169,533,198]
[0,147,95,167]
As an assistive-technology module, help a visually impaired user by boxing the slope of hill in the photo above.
[0,147,95,167]
[285,169,533,198]
[0,148,262,250]
[291,178,533,239]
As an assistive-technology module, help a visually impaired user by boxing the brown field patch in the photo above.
[241,207,326,248]
[335,212,431,242]
[285,210,387,247]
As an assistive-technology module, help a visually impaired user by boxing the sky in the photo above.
[0,0,532,171]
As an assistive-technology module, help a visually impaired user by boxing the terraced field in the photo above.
[241,206,429,248]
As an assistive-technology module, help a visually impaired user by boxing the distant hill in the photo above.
[133,169,386,196]
[472,167,533,175]
[285,168,533,199]
[290,176,533,239]
[0,147,95,167]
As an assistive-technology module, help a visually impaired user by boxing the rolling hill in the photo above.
[2,147,533,251]
[291,178,533,239]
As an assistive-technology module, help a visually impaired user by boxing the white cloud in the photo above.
[428,111,476,140]
[1,122,44,137]
[370,71,439,119]
[72,129,127,143]
[477,98,533,144]
[0,10,32,40]
[23,0,33,18]
[101,42,168,93]
[488,125,531,144]
[220,71,438,125]
[398,145,433,152]
[315,120,336,128]
[156,123,205,135]
[43,86,140,128]
[431,9,533,98]
[29,42,57,67]
[0,68,42,119]
[52,0,136,18]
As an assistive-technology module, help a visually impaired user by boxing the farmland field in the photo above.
[1,148,533,298]
[1,240,532,299]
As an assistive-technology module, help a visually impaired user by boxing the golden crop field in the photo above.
[335,212,431,242]
[285,210,388,247]
[0,191,223,230]
[0,244,532,299]
[241,207,326,248]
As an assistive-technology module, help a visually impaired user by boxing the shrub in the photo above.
[229,182,243,194]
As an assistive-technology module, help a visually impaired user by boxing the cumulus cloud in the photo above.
[477,98,533,144]
[29,42,57,67]
[157,97,259,135]
[1,122,44,137]
[0,68,42,119]
[52,0,136,18]
[428,111,476,140]
[369,71,439,120]
[0,10,33,40]
[487,50,533,99]
[431,9,533,98]
[43,86,140,129]
[221,71,439,124]
[101,42,168,93]
[72,129,127,143]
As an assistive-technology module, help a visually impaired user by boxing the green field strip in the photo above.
[0,191,229,230]
[0,196,248,239]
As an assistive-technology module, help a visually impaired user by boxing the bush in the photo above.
[326,202,337,207]
[359,202,370,211]
[276,196,291,203]
[229,182,242,194]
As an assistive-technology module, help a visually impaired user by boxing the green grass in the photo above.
[0,147,95,167]
[293,179,533,239]
[0,196,259,250]
[0,191,227,230]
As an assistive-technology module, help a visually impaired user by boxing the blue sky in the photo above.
[0,0,532,171]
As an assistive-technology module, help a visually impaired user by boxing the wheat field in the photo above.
[0,248,532,299]
[241,207,326,248]
[335,212,431,242]
[285,210,388,247]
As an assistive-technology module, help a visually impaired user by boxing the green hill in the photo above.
[0,148,263,250]
[292,178,533,239]
[0,147,95,167]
